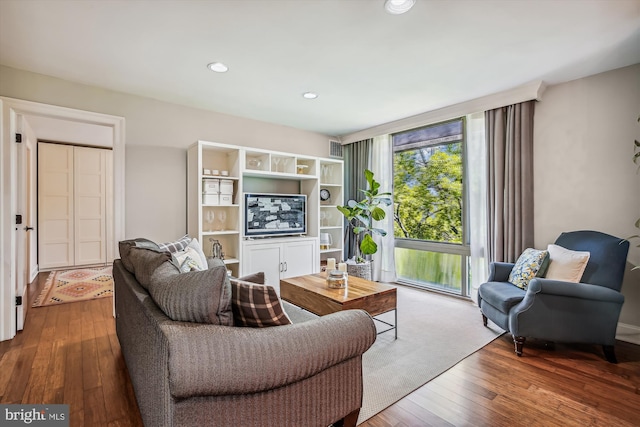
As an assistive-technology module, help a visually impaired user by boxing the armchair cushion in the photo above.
[508,248,550,289]
[545,244,590,283]
[479,281,525,313]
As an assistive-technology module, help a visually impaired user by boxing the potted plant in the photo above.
[337,169,392,279]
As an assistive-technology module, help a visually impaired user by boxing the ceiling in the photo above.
[1,0,639,138]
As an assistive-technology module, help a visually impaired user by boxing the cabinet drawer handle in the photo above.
[284,262,287,272]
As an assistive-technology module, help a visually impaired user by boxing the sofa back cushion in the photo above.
[147,258,234,326]
[119,238,162,273]
[128,246,173,289]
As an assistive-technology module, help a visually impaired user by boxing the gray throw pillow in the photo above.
[128,246,172,289]
[147,259,233,326]
[118,238,161,273]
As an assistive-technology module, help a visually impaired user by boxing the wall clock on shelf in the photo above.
[320,189,331,202]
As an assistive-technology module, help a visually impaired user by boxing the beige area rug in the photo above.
[359,285,502,423]
[32,266,114,307]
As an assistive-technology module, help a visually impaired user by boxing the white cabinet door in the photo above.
[242,238,318,294]
[242,243,282,291]
[282,239,317,279]
[38,143,74,269]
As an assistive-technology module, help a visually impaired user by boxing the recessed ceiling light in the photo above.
[384,0,415,14]
[207,62,229,73]
[302,92,318,99]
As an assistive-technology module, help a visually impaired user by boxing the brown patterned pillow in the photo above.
[233,272,265,285]
[231,280,291,327]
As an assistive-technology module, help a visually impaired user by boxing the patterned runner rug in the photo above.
[32,266,114,307]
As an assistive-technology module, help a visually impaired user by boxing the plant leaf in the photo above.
[336,205,352,218]
[365,169,374,186]
[360,233,378,255]
[371,206,386,221]
[372,227,387,236]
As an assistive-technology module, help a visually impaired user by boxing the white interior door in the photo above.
[15,118,26,330]
[38,143,74,269]
[74,146,107,266]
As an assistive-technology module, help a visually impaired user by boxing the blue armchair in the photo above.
[478,230,630,363]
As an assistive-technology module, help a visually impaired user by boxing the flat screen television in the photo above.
[244,193,307,237]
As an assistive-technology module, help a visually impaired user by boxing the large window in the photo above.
[393,118,470,296]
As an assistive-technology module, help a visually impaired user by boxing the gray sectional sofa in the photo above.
[113,250,376,427]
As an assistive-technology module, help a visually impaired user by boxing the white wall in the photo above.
[125,146,187,241]
[0,65,333,242]
[534,63,640,339]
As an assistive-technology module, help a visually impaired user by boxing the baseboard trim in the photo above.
[616,322,640,345]
[30,265,39,283]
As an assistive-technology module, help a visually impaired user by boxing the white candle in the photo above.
[326,258,336,272]
[338,262,347,272]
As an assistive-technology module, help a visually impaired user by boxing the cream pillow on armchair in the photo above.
[545,244,590,282]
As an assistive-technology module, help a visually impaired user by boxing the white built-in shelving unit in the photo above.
[187,141,344,290]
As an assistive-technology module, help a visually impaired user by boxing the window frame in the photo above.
[392,117,471,297]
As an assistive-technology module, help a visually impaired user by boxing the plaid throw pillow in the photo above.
[158,234,192,253]
[231,280,291,327]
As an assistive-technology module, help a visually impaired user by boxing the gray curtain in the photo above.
[342,139,372,261]
[485,100,535,263]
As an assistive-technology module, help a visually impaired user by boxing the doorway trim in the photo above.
[0,97,125,341]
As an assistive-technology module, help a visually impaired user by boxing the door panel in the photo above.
[38,143,74,269]
[106,150,114,263]
[74,147,106,266]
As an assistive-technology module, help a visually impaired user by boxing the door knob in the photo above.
[24,226,34,231]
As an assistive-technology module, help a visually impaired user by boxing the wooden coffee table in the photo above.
[280,273,397,338]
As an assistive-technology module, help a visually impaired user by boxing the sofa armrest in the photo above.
[527,278,624,304]
[488,262,515,282]
[163,309,376,399]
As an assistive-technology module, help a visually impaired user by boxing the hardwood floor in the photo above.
[2,274,639,426]
[0,272,143,427]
